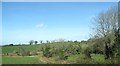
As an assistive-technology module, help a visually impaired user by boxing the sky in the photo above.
[2,0,119,2]
[2,2,118,45]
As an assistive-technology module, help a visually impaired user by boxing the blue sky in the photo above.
[2,2,117,45]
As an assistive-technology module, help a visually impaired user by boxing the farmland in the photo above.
[2,56,41,64]
[1,41,120,64]
[2,42,87,54]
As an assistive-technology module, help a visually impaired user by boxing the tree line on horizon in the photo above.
[5,39,87,46]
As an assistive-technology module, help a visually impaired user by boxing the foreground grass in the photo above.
[2,56,41,64]
[67,54,106,64]
[2,54,119,64]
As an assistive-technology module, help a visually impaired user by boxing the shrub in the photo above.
[92,43,104,54]
[65,44,81,55]
[41,43,81,60]
[17,47,31,56]
[58,49,68,60]
[83,46,93,58]
[42,44,53,58]
[74,44,81,54]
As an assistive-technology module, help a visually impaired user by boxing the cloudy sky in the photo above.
[2,2,117,45]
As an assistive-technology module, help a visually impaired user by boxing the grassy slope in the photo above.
[2,45,42,54]
[2,42,83,54]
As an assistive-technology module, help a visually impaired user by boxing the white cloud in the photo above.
[35,24,44,28]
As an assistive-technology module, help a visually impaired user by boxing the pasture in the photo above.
[2,56,41,64]
[2,42,119,64]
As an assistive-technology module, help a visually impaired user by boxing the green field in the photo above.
[2,42,119,64]
[2,42,83,54]
[2,42,90,64]
[2,45,42,54]
[2,53,109,64]
[2,56,41,64]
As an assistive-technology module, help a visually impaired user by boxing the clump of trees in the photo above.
[29,40,40,45]
[41,43,81,60]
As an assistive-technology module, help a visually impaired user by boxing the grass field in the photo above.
[2,42,118,64]
[2,54,106,64]
[2,42,90,64]
[2,56,41,64]
[2,42,85,54]
[2,45,42,54]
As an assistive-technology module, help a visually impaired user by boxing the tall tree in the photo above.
[91,6,118,59]
[46,40,49,43]
[34,41,38,44]
[40,40,43,44]
[29,40,34,45]
[93,6,118,38]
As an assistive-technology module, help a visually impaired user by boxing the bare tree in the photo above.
[91,6,118,59]
[92,6,118,44]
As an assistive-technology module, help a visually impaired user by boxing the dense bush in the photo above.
[65,44,81,55]
[58,49,68,60]
[42,44,53,58]
[92,43,104,54]
[41,43,81,60]
[17,47,32,56]
[114,29,120,61]
[83,46,93,58]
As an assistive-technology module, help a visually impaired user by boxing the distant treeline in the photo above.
[2,40,87,47]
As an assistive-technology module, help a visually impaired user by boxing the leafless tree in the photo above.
[92,6,118,45]
[91,6,119,59]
